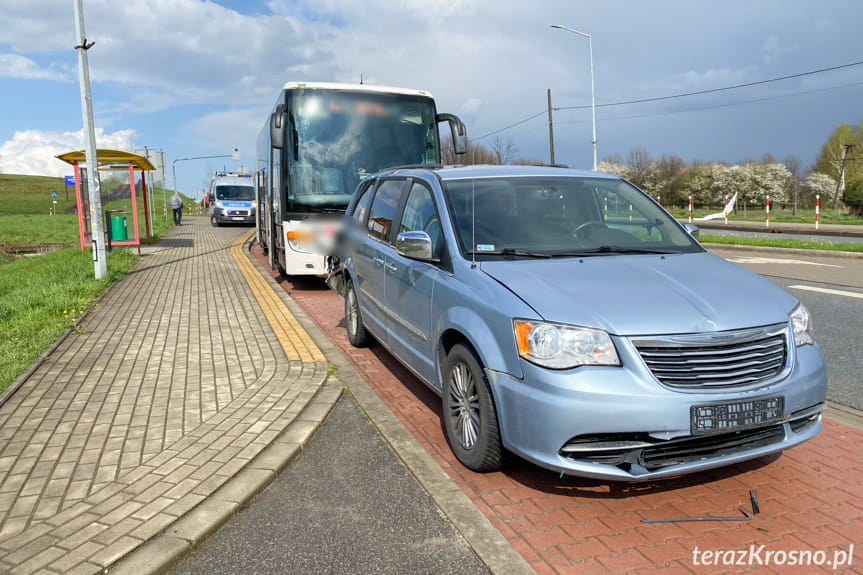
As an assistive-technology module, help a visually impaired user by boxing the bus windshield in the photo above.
[216,185,255,201]
[286,90,440,213]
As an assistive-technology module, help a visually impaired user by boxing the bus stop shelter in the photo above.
[55,148,156,254]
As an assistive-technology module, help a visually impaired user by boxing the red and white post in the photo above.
[688,196,692,223]
[816,194,820,230]
[766,195,770,228]
[724,196,728,224]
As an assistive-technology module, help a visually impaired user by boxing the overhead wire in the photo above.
[472,60,863,141]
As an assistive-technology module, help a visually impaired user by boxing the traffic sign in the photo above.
[65,175,76,186]
[51,189,58,198]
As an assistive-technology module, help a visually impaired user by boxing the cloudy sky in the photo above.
[1,0,862,194]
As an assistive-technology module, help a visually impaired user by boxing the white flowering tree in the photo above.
[596,160,630,179]
[803,172,837,199]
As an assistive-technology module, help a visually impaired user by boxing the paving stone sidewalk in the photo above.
[0,219,333,574]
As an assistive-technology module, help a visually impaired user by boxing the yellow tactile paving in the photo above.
[231,229,326,363]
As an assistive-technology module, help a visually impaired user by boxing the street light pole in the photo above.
[551,24,597,171]
[171,149,240,220]
[73,0,107,279]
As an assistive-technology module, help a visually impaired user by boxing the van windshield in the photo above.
[443,176,703,258]
[216,185,255,201]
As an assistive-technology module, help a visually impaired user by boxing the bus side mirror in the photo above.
[271,104,287,149]
[436,113,467,155]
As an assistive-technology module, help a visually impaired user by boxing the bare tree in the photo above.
[492,136,518,165]
[783,155,801,214]
[625,147,653,188]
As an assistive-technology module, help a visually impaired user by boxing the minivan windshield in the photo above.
[216,185,255,201]
[443,176,703,259]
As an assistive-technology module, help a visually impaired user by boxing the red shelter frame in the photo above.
[55,149,156,255]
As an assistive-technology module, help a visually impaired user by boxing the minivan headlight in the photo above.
[789,303,814,346]
[513,320,620,369]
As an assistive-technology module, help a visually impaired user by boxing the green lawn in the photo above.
[671,206,862,225]
[700,233,863,252]
[0,247,139,394]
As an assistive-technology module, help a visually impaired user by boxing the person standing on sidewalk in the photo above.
[170,191,184,225]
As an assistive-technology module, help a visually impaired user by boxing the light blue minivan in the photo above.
[328,165,827,481]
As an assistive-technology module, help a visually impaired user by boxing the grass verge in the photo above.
[0,247,139,394]
[700,233,863,253]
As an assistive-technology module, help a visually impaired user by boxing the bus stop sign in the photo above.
[65,175,76,186]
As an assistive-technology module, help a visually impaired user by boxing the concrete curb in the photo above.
[825,401,863,431]
[109,378,344,574]
[244,246,536,575]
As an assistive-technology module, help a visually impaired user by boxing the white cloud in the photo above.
[186,107,263,164]
[0,53,70,81]
[0,128,137,177]
[762,35,796,64]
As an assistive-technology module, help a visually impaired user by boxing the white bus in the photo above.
[255,82,466,276]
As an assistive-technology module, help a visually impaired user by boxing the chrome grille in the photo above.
[633,324,789,389]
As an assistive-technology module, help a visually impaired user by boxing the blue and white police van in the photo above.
[207,171,256,226]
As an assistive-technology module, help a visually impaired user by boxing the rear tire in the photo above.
[442,344,503,472]
[345,279,369,347]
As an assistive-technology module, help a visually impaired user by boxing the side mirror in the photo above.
[270,104,287,149]
[436,113,467,155]
[682,223,700,240]
[396,230,436,262]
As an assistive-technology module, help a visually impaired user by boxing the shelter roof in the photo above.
[55,148,156,171]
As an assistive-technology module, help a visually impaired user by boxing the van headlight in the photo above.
[513,320,620,369]
[789,303,814,346]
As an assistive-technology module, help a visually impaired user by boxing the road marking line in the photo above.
[788,285,863,299]
[727,256,841,268]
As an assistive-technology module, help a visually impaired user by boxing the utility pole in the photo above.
[547,89,555,165]
[73,0,106,279]
[832,143,855,209]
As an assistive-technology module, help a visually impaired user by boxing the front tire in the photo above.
[345,279,369,347]
[442,344,503,472]
[210,215,219,227]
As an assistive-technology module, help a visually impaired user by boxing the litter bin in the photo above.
[110,213,127,241]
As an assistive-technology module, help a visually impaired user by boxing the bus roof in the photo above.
[280,81,434,100]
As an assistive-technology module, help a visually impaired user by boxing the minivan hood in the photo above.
[480,252,797,336]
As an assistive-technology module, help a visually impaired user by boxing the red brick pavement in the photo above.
[251,245,863,574]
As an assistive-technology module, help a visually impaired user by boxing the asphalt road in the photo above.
[169,395,488,575]
[707,246,863,411]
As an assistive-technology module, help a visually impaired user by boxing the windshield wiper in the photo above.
[466,247,552,258]
[551,246,675,256]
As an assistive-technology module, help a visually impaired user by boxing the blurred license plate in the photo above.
[231,217,245,221]
[691,397,784,435]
